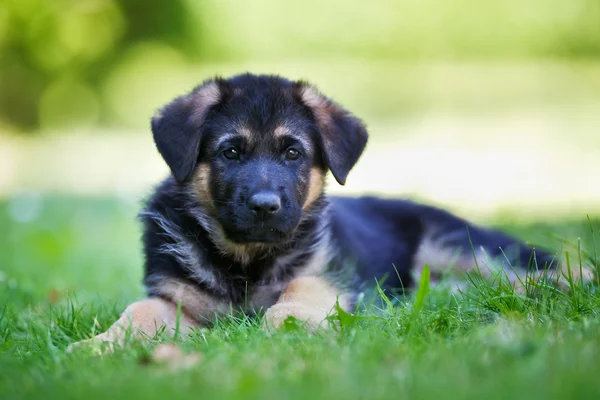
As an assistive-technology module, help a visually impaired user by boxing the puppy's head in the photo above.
[151,73,368,245]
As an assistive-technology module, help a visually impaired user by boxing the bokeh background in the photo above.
[1,0,599,302]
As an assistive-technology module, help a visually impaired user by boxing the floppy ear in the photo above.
[296,83,368,185]
[151,80,222,183]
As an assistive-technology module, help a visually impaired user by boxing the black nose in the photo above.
[247,192,281,218]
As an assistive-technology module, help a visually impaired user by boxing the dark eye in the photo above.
[285,148,301,160]
[222,147,240,160]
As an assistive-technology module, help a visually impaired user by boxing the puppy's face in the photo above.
[199,105,320,243]
[152,74,368,245]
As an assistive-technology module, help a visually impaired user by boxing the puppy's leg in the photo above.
[263,276,349,331]
[69,278,228,352]
[68,298,197,351]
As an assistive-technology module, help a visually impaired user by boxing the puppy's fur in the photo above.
[71,73,588,348]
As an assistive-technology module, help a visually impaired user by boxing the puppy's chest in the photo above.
[218,252,319,310]
[199,234,334,310]
[213,248,324,310]
[221,267,295,310]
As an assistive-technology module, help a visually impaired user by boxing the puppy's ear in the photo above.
[151,80,222,183]
[296,83,368,185]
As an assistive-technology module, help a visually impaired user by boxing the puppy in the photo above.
[71,73,586,348]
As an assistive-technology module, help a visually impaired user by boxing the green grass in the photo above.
[2,196,600,399]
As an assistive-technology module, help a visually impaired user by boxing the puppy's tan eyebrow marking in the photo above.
[274,125,292,138]
[237,127,254,142]
[216,129,254,146]
[215,127,255,149]
[274,125,312,151]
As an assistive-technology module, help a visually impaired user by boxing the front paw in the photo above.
[263,302,329,332]
[66,327,130,353]
[67,332,117,354]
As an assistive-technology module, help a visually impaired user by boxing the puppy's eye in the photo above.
[222,147,240,160]
[285,148,301,161]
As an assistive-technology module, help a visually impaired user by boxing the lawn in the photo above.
[1,196,600,400]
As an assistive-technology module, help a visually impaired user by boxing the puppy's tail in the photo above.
[411,204,593,286]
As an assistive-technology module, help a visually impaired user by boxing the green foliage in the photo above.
[1,0,599,131]
[0,0,203,130]
[410,264,430,322]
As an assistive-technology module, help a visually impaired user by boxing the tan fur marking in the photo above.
[511,260,595,295]
[274,124,312,151]
[67,298,197,351]
[237,126,254,145]
[299,86,339,139]
[557,256,596,285]
[303,168,325,210]
[274,125,292,138]
[300,86,331,123]
[250,232,333,310]
[299,232,333,278]
[189,82,221,123]
[263,276,349,331]
[412,234,598,293]
[192,206,267,265]
[412,236,476,281]
[278,276,345,307]
[191,163,213,210]
[217,238,267,265]
[411,235,517,287]
[152,278,229,322]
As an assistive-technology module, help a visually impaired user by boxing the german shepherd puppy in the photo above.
[71,73,584,348]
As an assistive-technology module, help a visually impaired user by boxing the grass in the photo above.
[2,196,600,399]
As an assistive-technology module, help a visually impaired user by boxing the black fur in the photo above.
[152,80,223,183]
[142,73,558,316]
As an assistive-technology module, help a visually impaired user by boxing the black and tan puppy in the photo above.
[72,73,585,347]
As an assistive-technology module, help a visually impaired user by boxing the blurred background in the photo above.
[1,0,599,301]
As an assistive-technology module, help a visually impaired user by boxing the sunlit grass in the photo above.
[1,197,600,399]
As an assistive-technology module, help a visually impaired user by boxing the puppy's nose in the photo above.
[247,192,281,218]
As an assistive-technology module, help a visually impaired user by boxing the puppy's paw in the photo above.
[67,331,123,354]
[263,301,328,332]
